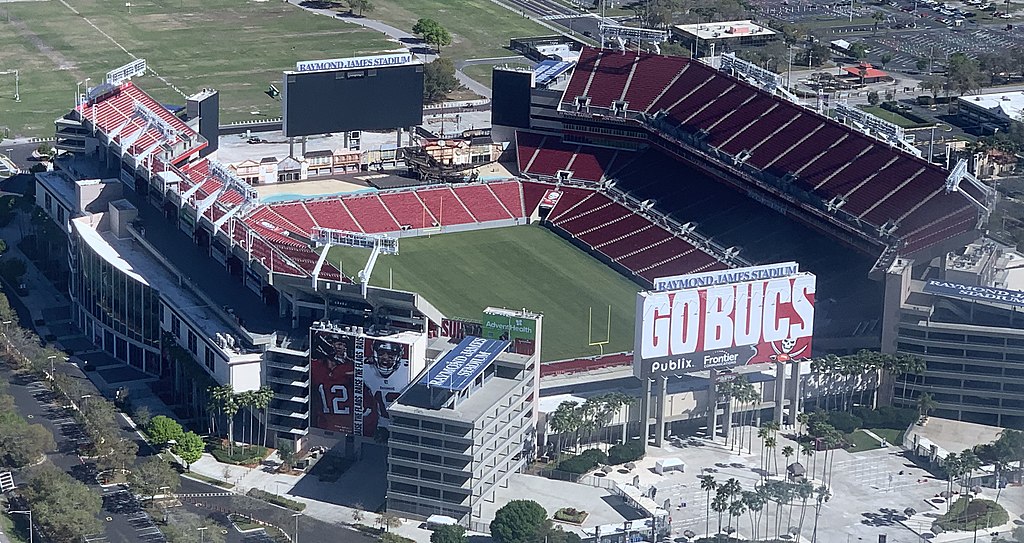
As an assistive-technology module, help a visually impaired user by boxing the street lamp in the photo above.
[292,512,300,543]
[76,78,91,105]
[10,509,32,543]
[197,525,208,543]
[47,354,56,381]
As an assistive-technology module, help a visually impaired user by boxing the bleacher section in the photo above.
[556,46,987,258]
[253,181,527,242]
[541,183,729,283]
[515,131,631,183]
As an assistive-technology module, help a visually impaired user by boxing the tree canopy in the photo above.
[423,57,460,104]
[130,457,180,501]
[172,431,205,470]
[147,415,184,447]
[412,18,452,53]
[431,524,467,543]
[491,500,548,543]
[23,464,103,542]
[346,0,374,16]
[0,389,55,469]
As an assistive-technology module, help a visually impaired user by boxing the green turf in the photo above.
[0,0,394,138]
[857,106,928,128]
[337,0,553,61]
[869,427,904,446]
[844,429,884,452]
[328,225,640,361]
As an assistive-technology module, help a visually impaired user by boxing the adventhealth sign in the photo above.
[295,53,415,73]
[422,336,510,391]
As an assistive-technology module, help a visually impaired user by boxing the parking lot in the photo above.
[598,426,1024,542]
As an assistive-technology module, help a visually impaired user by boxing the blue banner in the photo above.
[421,336,510,391]
[923,280,1024,308]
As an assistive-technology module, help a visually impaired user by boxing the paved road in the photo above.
[175,477,377,543]
[0,356,166,543]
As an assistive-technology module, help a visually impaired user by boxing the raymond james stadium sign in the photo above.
[923,280,1024,308]
[295,53,415,73]
[653,262,800,292]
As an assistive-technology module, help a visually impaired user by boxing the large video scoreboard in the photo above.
[282,53,424,138]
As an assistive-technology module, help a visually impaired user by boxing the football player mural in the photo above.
[361,338,410,437]
[311,332,357,433]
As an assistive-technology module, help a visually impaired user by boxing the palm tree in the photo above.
[795,480,814,540]
[256,386,273,447]
[712,492,730,537]
[221,386,239,454]
[918,392,937,421]
[782,445,795,474]
[237,390,254,448]
[944,452,960,513]
[549,401,579,459]
[765,436,778,476]
[207,385,225,436]
[757,425,770,479]
[801,442,815,480]
[700,474,717,537]
[728,499,747,542]
[959,449,980,497]
[810,484,830,543]
[742,489,767,540]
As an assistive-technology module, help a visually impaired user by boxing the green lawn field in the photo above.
[328,225,640,361]
[0,0,394,138]
[343,0,552,62]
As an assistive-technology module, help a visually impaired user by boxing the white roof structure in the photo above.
[959,91,1024,123]
[673,20,776,40]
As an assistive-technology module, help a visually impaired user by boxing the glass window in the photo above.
[188,329,198,355]
[171,315,181,338]
[205,347,215,371]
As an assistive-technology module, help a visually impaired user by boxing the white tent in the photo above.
[655,458,685,475]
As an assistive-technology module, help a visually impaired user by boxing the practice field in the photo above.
[0,0,394,138]
[332,0,553,62]
[328,225,640,361]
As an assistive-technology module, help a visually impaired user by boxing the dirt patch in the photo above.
[9,16,84,78]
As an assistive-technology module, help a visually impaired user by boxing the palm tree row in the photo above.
[809,351,925,412]
[718,376,759,453]
[547,392,633,456]
[700,474,828,542]
[207,385,274,453]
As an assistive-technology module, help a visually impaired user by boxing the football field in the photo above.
[328,225,640,362]
[0,0,393,138]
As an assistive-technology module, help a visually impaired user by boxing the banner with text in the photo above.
[634,270,816,378]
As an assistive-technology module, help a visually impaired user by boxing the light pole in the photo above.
[76,78,91,105]
[292,512,300,543]
[47,354,56,381]
[10,509,32,543]
[197,525,208,543]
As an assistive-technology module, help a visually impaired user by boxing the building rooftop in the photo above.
[126,191,292,337]
[959,90,1024,122]
[71,212,256,357]
[672,20,776,40]
[392,373,521,422]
